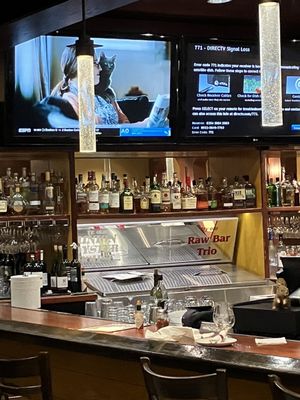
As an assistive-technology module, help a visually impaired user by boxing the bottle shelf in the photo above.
[77,208,261,220]
[0,214,70,227]
[267,207,300,214]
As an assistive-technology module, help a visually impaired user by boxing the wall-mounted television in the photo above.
[5,34,178,147]
[179,39,300,145]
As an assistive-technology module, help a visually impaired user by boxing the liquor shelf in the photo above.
[0,214,70,226]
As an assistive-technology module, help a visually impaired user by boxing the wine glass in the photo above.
[212,302,235,337]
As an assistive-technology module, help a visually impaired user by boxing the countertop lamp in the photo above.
[259,0,283,127]
[76,0,96,153]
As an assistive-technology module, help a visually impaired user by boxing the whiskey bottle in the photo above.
[139,177,150,213]
[19,167,30,201]
[109,179,120,213]
[28,172,41,215]
[8,183,28,215]
[243,175,257,208]
[160,172,171,212]
[86,171,100,214]
[232,176,246,209]
[182,176,197,211]
[132,177,141,213]
[218,177,233,209]
[42,171,55,215]
[99,177,110,214]
[170,172,181,211]
[75,174,88,214]
[206,177,218,210]
[149,269,168,309]
[120,177,134,213]
[195,178,208,210]
[0,179,8,215]
[150,174,161,213]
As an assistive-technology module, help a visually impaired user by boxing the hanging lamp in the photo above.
[76,0,96,152]
[259,0,283,127]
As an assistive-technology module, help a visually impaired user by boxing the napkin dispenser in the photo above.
[233,298,300,339]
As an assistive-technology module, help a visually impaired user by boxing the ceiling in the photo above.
[1,0,300,50]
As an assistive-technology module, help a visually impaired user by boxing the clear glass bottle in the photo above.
[160,172,171,212]
[139,177,150,213]
[218,177,233,209]
[170,172,181,211]
[86,171,100,214]
[149,269,168,309]
[206,177,218,210]
[99,178,110,214]
[181,176,197,210]
[42,171,55,215]
[281,174,294,207]
[3,168,14,197]
[19,167,30,201]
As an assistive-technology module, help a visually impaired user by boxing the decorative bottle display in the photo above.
[134,300,144,330]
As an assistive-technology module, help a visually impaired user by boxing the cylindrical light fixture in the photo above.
[259,0,283,127]
[76,0,96,153]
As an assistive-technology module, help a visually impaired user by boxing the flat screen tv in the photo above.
[179,39,300,145]
[5,34,178,147]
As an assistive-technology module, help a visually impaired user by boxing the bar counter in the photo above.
[0,303,299,400]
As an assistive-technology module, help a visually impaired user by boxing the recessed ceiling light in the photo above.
[207,0,232,4]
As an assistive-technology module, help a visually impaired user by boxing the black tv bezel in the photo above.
[4,32,180,149]
[177,36,300,147]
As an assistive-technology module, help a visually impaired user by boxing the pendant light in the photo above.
[76,0,96,153]
[259,0,283,127]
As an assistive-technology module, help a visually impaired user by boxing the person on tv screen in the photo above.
[50,45,130,126]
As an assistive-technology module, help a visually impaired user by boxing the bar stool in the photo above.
[0,351,53,400]
[269,374,300,400]
[140,356,228,400]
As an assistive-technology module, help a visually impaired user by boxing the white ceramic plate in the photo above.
[196,336,237,347]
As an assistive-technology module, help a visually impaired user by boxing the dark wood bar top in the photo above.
[0,303,299,378]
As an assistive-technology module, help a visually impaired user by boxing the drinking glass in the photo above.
[212,302,235,336]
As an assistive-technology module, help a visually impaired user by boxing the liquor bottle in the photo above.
[182,176,197,210]
[70,243,82,292]
[274,177,281,207]
[42,171,55,215]
[232,176,246,208]
[75,174,88,214]
[170,172,181,211]
[218,177,233,209]
[267,178,277,207]
[134,300,144,330]
[86,171,100,214]
[99,177,110,214]
[19,167,30,201]
[120,176,134,213]
[277,233,286,270]
[243,175,256,208]
[39,249,49,294]
[160,172,171,212]
[109,179,120,213]
[195,177,208,210]
[132,177,141,213]
[55,245,68,293]
[0,179,8,215]
[281,174,294,207]
[8,183,28,215]
[62,245,71,290]
[3,167,14,197]
[268,229,278,279]
[50,244,58,292]
[292,175,300,206]
[28,172,41,215]
[206,177,218,210]
[149,269,168,308]
[150,174,161,213]
[139,177,150,213]
[55,185,64,214]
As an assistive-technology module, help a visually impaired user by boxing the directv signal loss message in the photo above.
[185,42,300,138]
[186,43,262,137]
